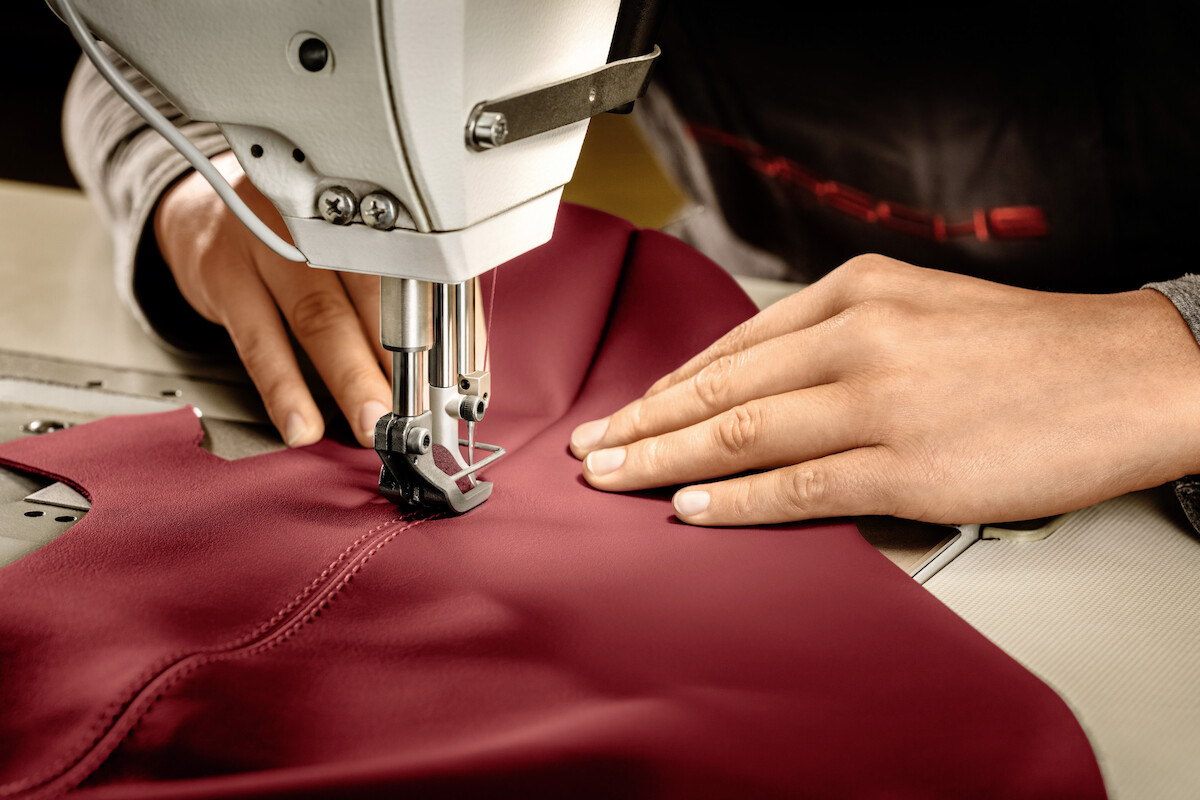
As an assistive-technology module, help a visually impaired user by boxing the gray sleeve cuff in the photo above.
[62,49,233,356]
[1143,274,1200,345]
[1142,274,1200,534]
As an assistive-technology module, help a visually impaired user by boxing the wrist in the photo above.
[1132,289,1200,479]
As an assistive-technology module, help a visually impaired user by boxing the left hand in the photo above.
[155,151,392,448]
[569,254,1200,526]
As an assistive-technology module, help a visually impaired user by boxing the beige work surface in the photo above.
[0,181,247,382]
[928,491,1200,799]
[2,168,1198,798]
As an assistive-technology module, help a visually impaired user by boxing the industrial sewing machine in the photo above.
[3,9,1196,791]
[48,0,661,514]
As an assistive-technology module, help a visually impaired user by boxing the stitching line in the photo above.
[2,513,434,798]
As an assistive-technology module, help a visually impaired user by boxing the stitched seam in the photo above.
[1,513,425,797]
[28,514,437,799]
[11,514,435,799]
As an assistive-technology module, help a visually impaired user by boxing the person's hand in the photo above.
[155,151,391,447]
[570,254,1200,526]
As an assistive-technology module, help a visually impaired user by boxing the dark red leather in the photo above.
[0,205,1105,799]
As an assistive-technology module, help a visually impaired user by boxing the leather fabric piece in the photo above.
[0,205,1105,798]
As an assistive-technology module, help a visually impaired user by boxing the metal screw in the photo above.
[361,191,400,230]
[459,397,487,422]
[471,111,508,149]
[406,426,432,455]
[317,186,357,225]
[22,420,70,435]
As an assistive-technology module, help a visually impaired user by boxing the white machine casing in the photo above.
[64,0,623,281]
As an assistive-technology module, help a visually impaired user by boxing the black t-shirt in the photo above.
[654,1,1200,292]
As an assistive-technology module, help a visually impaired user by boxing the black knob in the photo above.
[298,37,329,72]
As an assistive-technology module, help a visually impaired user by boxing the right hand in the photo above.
[569,254,1200,527]
[154,151,392,448]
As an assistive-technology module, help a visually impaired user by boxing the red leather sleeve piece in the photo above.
[0,205,1105,799]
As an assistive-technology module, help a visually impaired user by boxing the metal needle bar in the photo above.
[430,283,457,388]
[457,278,476,375]
[391,351,425,416]
[380,277,432,417]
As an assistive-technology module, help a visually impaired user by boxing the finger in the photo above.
[338,271,392,378]
[581,384,865,492]
[218,271,323,447]
[643,253,907,398]
[571,323,851,457]
[643,274,843,398]
[260,262,391,447]
[671,448,899,526]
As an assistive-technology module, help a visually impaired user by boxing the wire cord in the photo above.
[51,0,308,263]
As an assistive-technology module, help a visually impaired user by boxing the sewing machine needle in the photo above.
[468,420,476,466]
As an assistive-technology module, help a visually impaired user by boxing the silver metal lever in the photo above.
[465,46,660,150]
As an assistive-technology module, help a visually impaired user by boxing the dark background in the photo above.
[11,2,1199,294]
[5,4,82,187]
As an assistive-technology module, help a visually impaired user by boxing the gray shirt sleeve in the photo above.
[62,49,233,355]
[1143,275,1200,343]
[1142,275,1200,532]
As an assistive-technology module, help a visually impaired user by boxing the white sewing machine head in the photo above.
[50,0,661,513]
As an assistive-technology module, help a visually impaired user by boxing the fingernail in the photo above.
[673,490,710,518]
[359,400,389,443]
[585,447,626,476]
[284,412,309,447]
[571,417,610,452]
